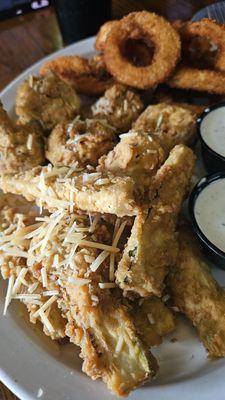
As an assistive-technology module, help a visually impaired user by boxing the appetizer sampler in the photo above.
[1,10,225,397]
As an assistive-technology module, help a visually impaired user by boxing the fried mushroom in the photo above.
[92,83,144,133]
[46,117,117,167]
[0,103,45,173]
[16,72,81,131]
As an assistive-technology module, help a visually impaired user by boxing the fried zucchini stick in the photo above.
[131,297,176,347]
[0,165,142,217]
[169,223,225,358]
[5,211,157,396]
[116,145,195,297]
[62,277,157,396]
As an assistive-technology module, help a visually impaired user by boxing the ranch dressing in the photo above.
[194,178,225,252]
[200,107,225,157]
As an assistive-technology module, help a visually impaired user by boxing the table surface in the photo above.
[0,0,215,398]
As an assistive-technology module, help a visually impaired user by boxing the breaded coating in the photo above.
[91,83,144,133]
[131,297,176,347]
[169,19,225,94]
[0,103,45,173]
[98,130,166,187]
[46,117,117,167]
[0,202,66,340]
[133,103,197,148]
[95,20,117,52]
[103,12,181,89]
[116,145,195,297]
[16,72,81,131]
[63,281,157,396]
[15,212,157,396]
[0,165,143,217]
[168,223,225,358]
[168,66,225,95]
[40,55,113,96]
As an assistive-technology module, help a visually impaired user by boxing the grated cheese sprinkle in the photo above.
[67,238,119,253]
[39,309,54,333]
[89,250,109,272]
[39,210,65,254]
[3,275,15,315]
[12,267,28,295]
[156,114,163,129]
[147,313,155,325]
[33,295,57,318]
[98,282,117,289]
[26,134,33,150]
[115,335,124,354]
[43,290,59,296]
[109,220,127,281]
[84,255,95,263]
[89,215,100,233]
[28,282,39,293]
[41,267,48,288]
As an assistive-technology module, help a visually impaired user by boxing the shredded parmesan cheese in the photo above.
[39,309,54,333]
[109,253,115,282]
[95,178,110,186]
[156,113,163,129]
[43,290,59,296]
[84,255,95,263]
[109,220,126,281]
[89,215,100,233]
[39,210,65,254]
[26,134,33,150]
[53,254,59,268]
[3,275,15,315]
[112,221,127,247]
[12,267,28,295]
[28,282,39,293]
[33,295,57,318]
[67,238,119,253]
[147,313,155,325]
[41,267,48,288]
[89,250,109,272]
[98,282,117,289]
[115,335,124,354]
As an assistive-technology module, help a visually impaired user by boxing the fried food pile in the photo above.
[1,10,225,398]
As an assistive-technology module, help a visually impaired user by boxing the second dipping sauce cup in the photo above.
[189,172,225,269]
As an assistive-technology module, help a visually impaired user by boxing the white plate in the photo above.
[1,37,225,400]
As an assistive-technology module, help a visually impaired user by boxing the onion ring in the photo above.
[95,20,117,52]
[169,66,225,95]
[168,19,225,94]
[40,55,113,96]
[103,11,181,89]
[178,19,225,72]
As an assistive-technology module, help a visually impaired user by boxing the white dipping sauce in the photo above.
[194,178,225,252]
[200,106,225,157]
